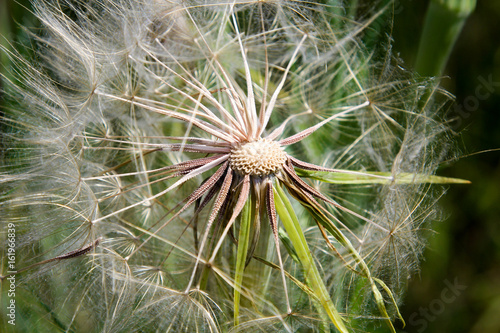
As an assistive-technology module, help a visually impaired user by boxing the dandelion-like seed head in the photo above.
[230,139,286,176]
[0,1,459,332]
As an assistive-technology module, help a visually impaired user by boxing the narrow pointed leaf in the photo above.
[296,193,399,333]
[234,198,253,326]
[296,169,470,185]
[273,183,348,333]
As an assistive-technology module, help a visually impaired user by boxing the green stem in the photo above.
[415,0,476,76]
[198,265,211,291]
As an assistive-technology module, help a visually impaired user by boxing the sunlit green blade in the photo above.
[233,198,253,326]
[273,183,348,333]
[296,169,470,185]
[298,194,400,332]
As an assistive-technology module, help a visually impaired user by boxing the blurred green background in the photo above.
[393,1,500,333]
[1,0,499,332]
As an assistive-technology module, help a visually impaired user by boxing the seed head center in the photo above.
[230,139,287,176]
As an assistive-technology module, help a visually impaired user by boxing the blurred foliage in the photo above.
[0,0,36,75]
[415,0,476,76]
[1,0,499,332]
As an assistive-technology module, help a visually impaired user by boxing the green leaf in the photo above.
[295,192,401,333]
[273,183,349,333]
[296,169,470,185]
[233,198,253,326]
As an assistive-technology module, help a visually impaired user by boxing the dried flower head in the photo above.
[1,0,464,332]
